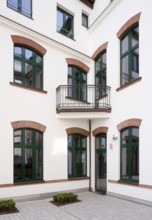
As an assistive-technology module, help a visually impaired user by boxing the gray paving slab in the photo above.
[0,192,152,220]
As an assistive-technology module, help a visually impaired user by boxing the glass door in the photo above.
[95,134,107,194]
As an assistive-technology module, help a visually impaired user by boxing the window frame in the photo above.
[120,126,139,183]
[120,24,139,87]
[7,0,32,18]
[68,65,87,102]
[57,7,74,39]
[95,50,107,99]
[14,45,43,90]
[68,134,87,178]
[14,128,43,183]
[82,13,88,28]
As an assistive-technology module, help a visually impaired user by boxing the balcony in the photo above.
[56,85,111,113]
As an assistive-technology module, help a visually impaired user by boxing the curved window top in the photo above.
[14,46,43,90]
[117,12,141,39]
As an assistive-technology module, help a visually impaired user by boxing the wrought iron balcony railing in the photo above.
[56,85,111,113]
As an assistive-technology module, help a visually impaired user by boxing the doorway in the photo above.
[95,133,107,194]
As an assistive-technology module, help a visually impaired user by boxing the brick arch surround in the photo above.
[92,127,108,136]
[117,12,141,38]
[11,120,46,132]
[11,35,47,55]
[66,58,90,73]
[66,127,90,137]
[92,42,108,60]
[117,118,142,131]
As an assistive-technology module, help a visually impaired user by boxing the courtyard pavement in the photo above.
[0,192,152,220]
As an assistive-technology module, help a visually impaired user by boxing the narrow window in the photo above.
[57,7,74,39]
[7,0,32,18]
[95,51,107,99]
[120,127,139,182]
[14,46,43,89]
[82,13,88,28]
[68,134,87,178]
[120,25,139,86]
[14,129,43,182]
[68,66,87,101]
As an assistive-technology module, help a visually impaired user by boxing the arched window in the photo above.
[120,25,139,86]
[95,51,107,98]
[14,46,43,89]
[68,66,87,101]
[120,127,139,182]
[14,128,43,182]
[68,134,87,178]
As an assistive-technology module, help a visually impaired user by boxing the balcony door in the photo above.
[95,51,107,103]
[95,133,107,194]
[68,66,87,101]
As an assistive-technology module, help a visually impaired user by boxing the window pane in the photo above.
[57,9,63,32]
[131,128,139,143]
[82,151,86,175]
[25,63,33,86]
[121,147,128,179]
[132,146,139,181]
[35,67,43,89]
[36,132,42,146]
[25,130,32,145]
[121,55,128,85]
[36,55,43,64]
[22,0,31,17]
[121,35,128,54]
[14,60,22,84]
[14,130,22,144]
[25,49,33,61]
[25,148,32,179]
[35,149,43,178]
[121,129,129,144]
[15,47,22,57]
[68,149,72,176]
[8,0,18,10]
[132,48,139,80]
[82,13,88,27]
[132,27,139,47]
[14,148,22,181]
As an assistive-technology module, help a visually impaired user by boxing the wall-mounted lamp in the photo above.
[112,135,118,141]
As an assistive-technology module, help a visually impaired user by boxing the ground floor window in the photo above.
[68,134,87,178]
[14,128,43,182]
[120,127,139,182]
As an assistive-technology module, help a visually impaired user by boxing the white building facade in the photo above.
[0,0,152,203]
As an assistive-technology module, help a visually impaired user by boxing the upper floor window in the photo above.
[120,25,139,86]
[68,134,87,178]
[82,13,88,28]
[57,7,74,39]
[68,66,87,101]
[95,51,107,98]
[14,128,43,182]
[7,0,32,18]
[14,46,43,90]
[120,127,139,183]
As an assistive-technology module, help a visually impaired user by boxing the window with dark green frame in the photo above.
[120,127,139,183]
[14,129,43,183]
[95,51,107,99]
[120,25,139,86]
[14,46,43,89]
[68,134,87,178]
[7,0,32,18]
[82,13,88,28]
[57,7,74,39]
[68,66,87,101]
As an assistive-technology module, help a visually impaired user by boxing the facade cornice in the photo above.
[0,15,91,63]
[88,0,122,33]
